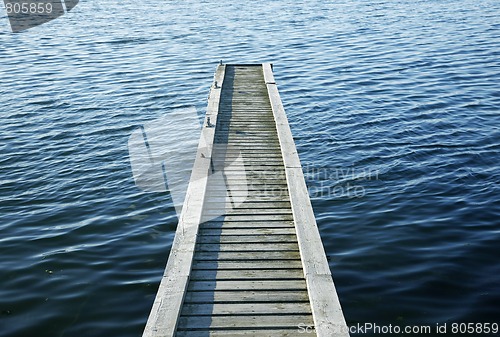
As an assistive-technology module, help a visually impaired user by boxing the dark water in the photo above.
[1,0,499,336]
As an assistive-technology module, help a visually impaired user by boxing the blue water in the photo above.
[1,0,499,336]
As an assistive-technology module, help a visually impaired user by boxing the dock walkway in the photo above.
[143,64,349,337]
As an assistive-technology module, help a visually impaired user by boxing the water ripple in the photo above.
[1,0,499,335]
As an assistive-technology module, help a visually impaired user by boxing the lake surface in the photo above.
[1,0,499,336]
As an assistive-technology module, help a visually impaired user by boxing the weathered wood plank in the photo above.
[216,128,278,133]
[202,209,293,216]
[220,177,287,182]
[200,221,295,229]
[211,160,284,165]
[190,268,304,280]
[215,134,280,139]
[217,128,276,133]
[181,302,311,315]
[177,329,315,337]
[193,250,301,261]
[202,214,294,222]
[183,291,310,303]
[192,260,303,270]
[197,234,298,244]
[215,165,286,171]
[196,242,299,252]
[225,185,287,191]
[198,227,296,236]
[223,177,287,183]
[188,280,307,291]
[203,201,292,209]
[262,62,276,84]
[177,315,314,329]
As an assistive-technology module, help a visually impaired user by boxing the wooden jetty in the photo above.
[143,64,349,337]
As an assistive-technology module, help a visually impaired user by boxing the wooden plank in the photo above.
[203,201,292,208]
[219,135,278,139]
[197,242,299,252]
[190,268,304,280]
[198,227,295,236]
[203,204,292,211]
[177,315,314,329]
[221,177,287,183]
[220,180,288,185]
[215,134,279,139]
[202,219,293,224]
[200,221,295,229]
[181,302,311,315]
[183,291,310,303]
[213,148,283,153]
[212,148,280,155]
[212,164,285,169]
[222,173,286,179]
[218,185,287,191]
[210,159,284,164]
[202,192,289,199]
[206,189,281,202]
[201,221,295,230]
[215,150,282,155]
[197,234,298,244]
[219,132,278,137]
[188,280,307,291]
[213,143,281,148]
[265,96,301,168]
[205,182,287,189]
[222,168,285,174]
[216,127,277,132]
[202,209,293,216]
[194,251,301,261]
[218,119,277,122]
[177,329,315,337]
[218,167,284,172]
[216,123,276,127]
[202,214,294,222]
[218,113,275,116]
[262,63,276,84]
[192,260,303,270]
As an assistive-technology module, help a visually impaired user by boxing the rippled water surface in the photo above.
[1,0,499,336]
